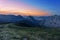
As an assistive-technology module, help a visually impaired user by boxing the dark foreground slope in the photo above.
[0,23,60,40]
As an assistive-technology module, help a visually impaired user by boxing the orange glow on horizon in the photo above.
[0,9,51,16]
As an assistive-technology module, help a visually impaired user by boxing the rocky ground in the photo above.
[0,23,60,40]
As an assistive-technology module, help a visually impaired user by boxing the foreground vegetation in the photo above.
[0,23,60,40]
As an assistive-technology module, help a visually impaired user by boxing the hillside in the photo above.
[0,23,60,40]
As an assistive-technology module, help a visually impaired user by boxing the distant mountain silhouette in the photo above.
[15,15,60,27]
[0,14,24,23]
[16,16,40,27]
[0,14,60,27]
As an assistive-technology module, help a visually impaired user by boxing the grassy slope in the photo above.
[0,23,60,40]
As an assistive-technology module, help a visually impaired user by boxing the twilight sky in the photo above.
[0,0,60,16]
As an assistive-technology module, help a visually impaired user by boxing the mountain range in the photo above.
[0,14,60,27]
